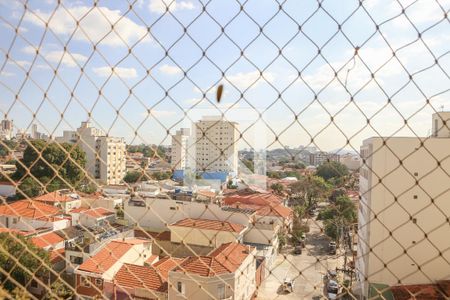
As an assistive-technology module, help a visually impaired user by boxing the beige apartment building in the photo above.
[56,121,126,185]
[194,116,239,175]
[171,128,190,170]
[356,112,450,297]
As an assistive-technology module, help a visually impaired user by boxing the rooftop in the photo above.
[0,200,62,220]
[114,263,167,293]
[31,231,65,248]
[77,239,148,274]
[208,242,253,272]
[81,207,115,219]
[34,191,80,203]
[153,256,186,280]
[170,218,245,233]
[173,256,230,277]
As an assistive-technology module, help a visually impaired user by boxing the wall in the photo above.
[151,240,213,258]
[0,184,15,197]
[357,137,450,296]
[168,226,243,248]
[124,198,252,232]
[0,216,69,232]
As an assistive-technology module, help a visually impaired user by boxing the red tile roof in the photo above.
[174,256,230,277]
[208,242,253,272]
[152,257,186,280]
[78,239,148,274]
[0,228,31,236]
[81,207,115,219]
[226,201,292,219]
[50,248,65,263]
[145,254,159,265]
[390,281,450,300]
[34,191,79,203]
[114,264,167,293]
[170,218,245,233]
[31,232,65,248]
[0,200,61,220]
[134,229,171,241]
[69,207,88,213]
[223,192,283,206]
[196,190,216,198]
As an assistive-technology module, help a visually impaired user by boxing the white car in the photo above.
[327,280,339,299]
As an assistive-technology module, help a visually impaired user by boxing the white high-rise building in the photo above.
[194,116,238,175]
[56,121,126,185]
[171,128,190,170]
[0,119,13,140]
[356,112,450,297]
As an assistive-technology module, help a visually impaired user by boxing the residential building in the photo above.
[0,200,69,232]
[0,119,13,140]
[30,231,65,250]
[56,121,127,185]
[309,151,340,166]
[171,128,190,170]
[340,153,362,171]
[356,112,450,297]
[78,207,116,228]
[75,238,152,299]
[33,190,82,213]
[194,116,239,175]
[168,218,247,248]
[168,242,258,300]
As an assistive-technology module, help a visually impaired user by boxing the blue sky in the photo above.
[0,0,449,152]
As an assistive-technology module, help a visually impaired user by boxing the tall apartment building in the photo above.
[0,119,13,140]
[194,116,238,175]
[56,122,126,185]
[356,112,450,297]
[309,151,340,166]
[171,128,190,170]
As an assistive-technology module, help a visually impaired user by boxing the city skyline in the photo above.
[1,0,449,152]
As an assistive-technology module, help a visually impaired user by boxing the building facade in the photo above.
[309,151,340,166]
[56,122,126,185]
[171,128,190,171]
[356,112,450,297]
[0,119,13,140]
[194,116,239,175]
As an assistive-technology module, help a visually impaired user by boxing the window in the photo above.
[177,281,185,295]
[12,218,17,224]
[81,277,90,287]
[218,284,225,299]
[95,278,103,286]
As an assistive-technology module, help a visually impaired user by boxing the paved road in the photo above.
[257,218,345,300]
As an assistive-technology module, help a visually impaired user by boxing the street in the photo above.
[258,218,346,299]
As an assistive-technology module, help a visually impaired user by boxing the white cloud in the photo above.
[7,60,30,68]
[93,66,138,78]
[226,71,275,89]
[389,0,449,28]
[21,45,37,55]
[149,0,195,13]
[159,64,182,75]
[24,6,149,47]
[0,71,15,77]
[45,51,88,68]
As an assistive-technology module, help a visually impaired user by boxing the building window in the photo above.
[12,218,17,224]
[177,281,185,295]
[95,278,103,286]
[218,284,225,299]
[81,277,90,287]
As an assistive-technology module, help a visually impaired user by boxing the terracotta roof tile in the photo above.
[0,200,61,220]
[114,264,167,293]
[34,191,79,203]
[153,257,186,280]
[208,242,253,272]
[81,207,115,219]
[145,254,159,265]
[134,229,171,241]
[78,239,148,274]
[174,256,230,277]
[390,281,450,300]
[31,232,65,248]
[50,248,65,263]
[170,218,245,233]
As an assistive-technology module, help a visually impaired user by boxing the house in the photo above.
[168,242,257,300]
[168,218,247,248]
[0,200,69,232]
[78,207,116,228]
[30,231,65,250]
[33,190,82,213]
[75,238,152,299]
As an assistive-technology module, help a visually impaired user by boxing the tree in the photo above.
[0,233,50,293]
[270,183,284,195]
[290,175,331,208]
[318,196,357,241]
[0,140,17,157]
[43,279,73,300]
[13,141,86,197]
[316,161,349,182]
[123,171,142,183]
[17,177,42,199]
[152,171,171,181]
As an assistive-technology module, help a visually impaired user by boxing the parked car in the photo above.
[294,245,302,255]
[329,241,337,255]
[326,280,339,299]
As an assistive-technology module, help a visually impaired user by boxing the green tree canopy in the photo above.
[123,171,142,183]
[290,175,331,207]
[0,233,50,293]
[316,161,349,182]
[13,141,87,198]
[270,183,284,195]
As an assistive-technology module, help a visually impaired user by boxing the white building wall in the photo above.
[357,136,450,297]
[171,128,190,170]
[168,226,244,248]
[124,198,252,232]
